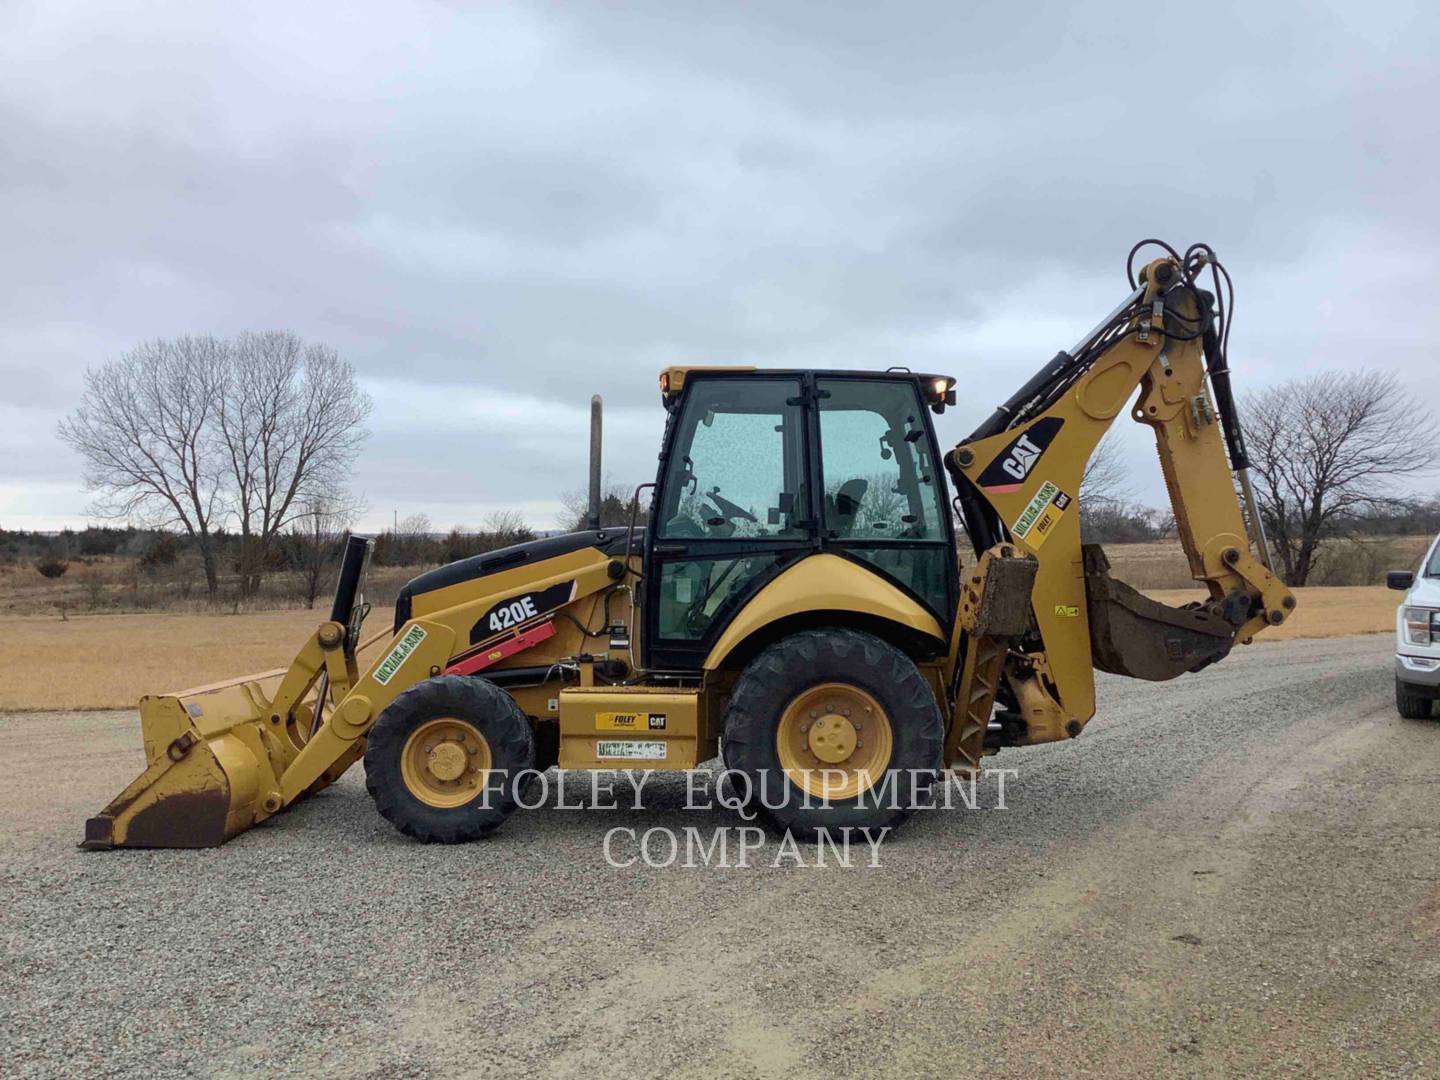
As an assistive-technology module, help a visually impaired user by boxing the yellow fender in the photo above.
[702,553,945,670]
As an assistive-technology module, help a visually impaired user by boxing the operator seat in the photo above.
[828,478,869,536]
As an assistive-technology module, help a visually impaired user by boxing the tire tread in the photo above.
[1395,677,1434,720]
[722,628,943,838]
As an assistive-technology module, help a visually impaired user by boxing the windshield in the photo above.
[1427,537,1440,577]
[657,378,808,540]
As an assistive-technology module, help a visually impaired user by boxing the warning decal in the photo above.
[374,624,427,686]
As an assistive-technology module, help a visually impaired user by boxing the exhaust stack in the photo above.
[588,394,603,531]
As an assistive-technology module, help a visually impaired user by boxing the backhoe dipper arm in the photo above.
[943,245,1294,760]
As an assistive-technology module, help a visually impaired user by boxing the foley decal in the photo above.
[596,740,668,760]
[596,712,667,732]
[374,624,428,686]
[1011,481,1072,550]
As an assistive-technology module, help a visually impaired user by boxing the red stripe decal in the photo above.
[444,620,557,677]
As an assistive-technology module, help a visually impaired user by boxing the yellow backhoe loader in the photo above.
[84,240,1295,849]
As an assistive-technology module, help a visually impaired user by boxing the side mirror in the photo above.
[1387,570,1415,591]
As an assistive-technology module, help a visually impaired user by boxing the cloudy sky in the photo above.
[3,0,1436,532]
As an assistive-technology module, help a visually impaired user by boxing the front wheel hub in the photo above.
[400,718,493,809]
[427,741,468,781]
[807,713,857,763]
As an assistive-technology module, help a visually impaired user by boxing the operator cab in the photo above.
[643,368,959,671]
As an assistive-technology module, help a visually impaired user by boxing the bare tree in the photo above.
[482,509,533,545]
[220,332,372,596]
[1079,434,1138,543]
[399,512,432,540]
[58,337,228,597]
[285,493,363,608]
[559,481,646,530]
[375,512,434,565]
[1243,371,1438,586]
[60,332,372,601]
[1153,509,1177,541]
[1080,433,1132,505]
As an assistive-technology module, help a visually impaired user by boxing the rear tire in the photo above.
[365,676,535,843]
[721,629,943,838]
[1395,677,1434,720]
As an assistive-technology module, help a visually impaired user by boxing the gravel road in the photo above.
[3,634,1438,1078]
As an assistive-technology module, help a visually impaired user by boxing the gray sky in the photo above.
[3,0,1437,532]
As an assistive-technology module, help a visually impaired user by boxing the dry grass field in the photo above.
[1094,534,1432,590]
[1147,585,1397,640]
[0,586,1400,712]
[0,556,422,616]
[0,607,394,712]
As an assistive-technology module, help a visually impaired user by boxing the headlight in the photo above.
[1403,606,1439,646]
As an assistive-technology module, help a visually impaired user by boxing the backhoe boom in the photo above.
[944,245,1294,760]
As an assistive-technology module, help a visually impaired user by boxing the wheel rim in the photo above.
[775,682,894,800]
[400,717,493,809]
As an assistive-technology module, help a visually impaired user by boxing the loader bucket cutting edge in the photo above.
[82,686,277,850]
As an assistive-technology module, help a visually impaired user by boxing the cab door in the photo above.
[813,376,958,629]
[643,375,818,671]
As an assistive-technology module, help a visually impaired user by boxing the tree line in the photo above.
[3,514,543,610]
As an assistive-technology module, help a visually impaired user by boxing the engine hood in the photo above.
[1406,574,1440,608]
[392,528,642,632]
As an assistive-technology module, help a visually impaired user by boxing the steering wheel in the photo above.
[705,489,757,525]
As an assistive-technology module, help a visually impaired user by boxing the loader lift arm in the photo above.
[943,242,1294,768]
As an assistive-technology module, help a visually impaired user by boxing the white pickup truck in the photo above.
[1389,532,1440,719]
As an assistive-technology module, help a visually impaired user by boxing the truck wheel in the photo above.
[722,629,943,838]
[365,676,536,842]
[1395,677,1434,720]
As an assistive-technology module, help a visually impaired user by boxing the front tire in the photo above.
[365,676,536,842]
[721,629,943,838]
[1396,677,1434,720]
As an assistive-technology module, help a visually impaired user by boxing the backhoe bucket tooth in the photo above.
[82,679,282,850]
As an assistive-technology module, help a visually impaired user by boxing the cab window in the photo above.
[657,379,808,540]
[816,379,944,541]
[817,378,950,615]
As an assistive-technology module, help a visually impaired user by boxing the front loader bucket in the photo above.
[85,539,378,850]
[82,672,290,850]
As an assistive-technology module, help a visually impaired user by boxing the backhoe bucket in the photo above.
[82,670,292,849]
[1082,545,1244,681]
